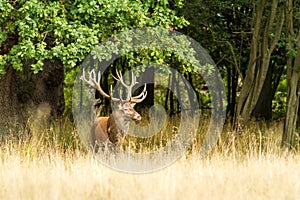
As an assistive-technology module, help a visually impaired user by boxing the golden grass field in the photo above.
[0,119,299,200]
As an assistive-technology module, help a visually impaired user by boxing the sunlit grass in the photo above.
[0,117,299,199]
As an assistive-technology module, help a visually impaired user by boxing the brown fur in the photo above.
[91,117,109,149]
[107,113,123,144]
[91,102,141,151]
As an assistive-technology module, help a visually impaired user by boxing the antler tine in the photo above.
[112,70,132,101]
[97,70,101,85]
[80,67,87,82]
[125,70,139,101]
[89,69,98,87]
[130,84,148,103]
[129,70,137,87]
[80,68,94,87]
[117,69,123,80]
[112,69,122,81]
[110,69,147,102]
[132,84,146,99]
[81,68,120,101]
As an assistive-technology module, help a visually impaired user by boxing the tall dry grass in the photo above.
[0,118,299,200]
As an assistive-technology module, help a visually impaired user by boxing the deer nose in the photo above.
[134,114,141,121]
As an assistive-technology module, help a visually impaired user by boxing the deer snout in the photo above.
[133,113,142,121]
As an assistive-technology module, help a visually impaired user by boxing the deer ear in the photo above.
[130,103,136,107]
[118,103,123,109]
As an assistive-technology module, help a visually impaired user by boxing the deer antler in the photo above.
[81,68,147,103]
[131,84,147,103]
[80,68,120,102]
[112,70,147,103]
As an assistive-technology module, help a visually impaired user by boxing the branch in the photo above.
[267,0,279,35]
[225,41,243,78]
[270,8,285,52]
[296,22,300,42]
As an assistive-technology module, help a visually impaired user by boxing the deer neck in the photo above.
[110,110,130,135]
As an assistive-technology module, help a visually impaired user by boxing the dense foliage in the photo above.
[0,0,187,73]
[0,0,188,110]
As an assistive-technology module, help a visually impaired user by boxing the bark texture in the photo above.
[0,60,65,136]
[282,0,300,148]
[235,0,284,126]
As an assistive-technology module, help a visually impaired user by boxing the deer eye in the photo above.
[122,106,130,112]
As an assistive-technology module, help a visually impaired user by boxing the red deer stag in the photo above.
[80,68,147,152]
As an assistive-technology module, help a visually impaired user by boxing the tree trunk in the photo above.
[252,63,273,120]
[165,74,171,111]
[282,0,300,148]
[226,64,238,120]
[0,60,65,136]
[0,66,23,136]
[170,72,175,115]
[186,72,199,113]
[235,0,284,127]
[282,66,300,148]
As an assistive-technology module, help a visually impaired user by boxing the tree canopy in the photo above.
[0,0,188,74]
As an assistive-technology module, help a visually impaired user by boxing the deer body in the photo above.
[81,69,147,152]
[91,116,109,144]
